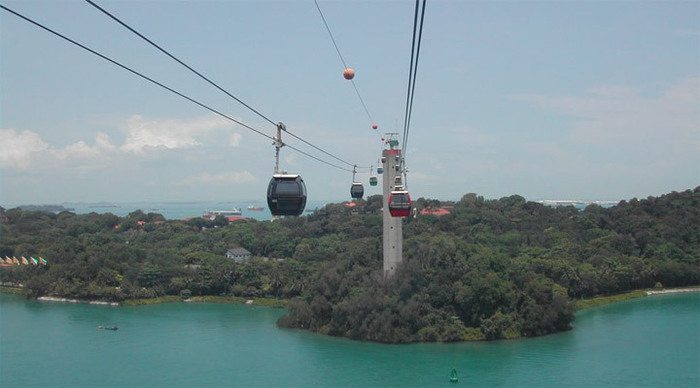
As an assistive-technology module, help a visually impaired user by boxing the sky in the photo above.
[1,0,698,206]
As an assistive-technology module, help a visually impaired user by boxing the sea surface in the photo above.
[60,200,335,221]
[1,293,698,387]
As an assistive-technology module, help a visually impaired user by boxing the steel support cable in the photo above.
[350,79,375,125]
[403,0,426,155]
[313,0,376,126]
[0,4,273,141]
[313,0,348,69]
[0,3,357,173]
[84,0,367,173]
[286,144,353,172]
[401,0,420,154]
[284,129,369,169]
[85,0,277,127]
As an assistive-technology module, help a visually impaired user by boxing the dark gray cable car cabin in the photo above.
[267,174,307,216]
[350,182,364,199]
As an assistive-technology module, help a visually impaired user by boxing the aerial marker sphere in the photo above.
[343,67,355,80]
[372,123,378,130]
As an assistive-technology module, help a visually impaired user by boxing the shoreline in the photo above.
[37,296,120,306]
[0,288,288,308]
[645,287,700,295]
[575,286,700,311]
[2,285,697,345]
[3,285,697,312]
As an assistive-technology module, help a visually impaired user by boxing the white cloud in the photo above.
[1,114,242,172]
[0,129,119,170]
[0,129,50,169]
[95,132,117,151]
[54,132,117,160]
[229,133,242,147]
[121,114,234,153]
[515,77,700,149]
[178,171,257,186]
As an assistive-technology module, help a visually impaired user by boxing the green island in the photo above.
[1,187,698,343]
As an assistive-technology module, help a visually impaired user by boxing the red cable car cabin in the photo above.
[388,190,411,217]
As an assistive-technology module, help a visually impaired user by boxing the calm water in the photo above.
[56,200,332,221]
[1,293,698,387]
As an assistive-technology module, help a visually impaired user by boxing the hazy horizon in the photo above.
[4,185,695,210]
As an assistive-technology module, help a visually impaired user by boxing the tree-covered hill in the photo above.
[1,187,698,343]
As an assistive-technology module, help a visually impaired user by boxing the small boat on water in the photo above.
[98,325,119,331]
[247,205,265,211]
[449,369,458,383]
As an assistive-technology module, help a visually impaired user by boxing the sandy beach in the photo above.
[646,287,700,295]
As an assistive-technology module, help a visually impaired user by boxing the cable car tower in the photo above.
[381,132,403,277]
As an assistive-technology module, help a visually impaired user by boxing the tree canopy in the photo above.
[1,187,698,343]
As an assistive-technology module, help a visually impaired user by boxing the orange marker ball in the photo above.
[343,67,355,80]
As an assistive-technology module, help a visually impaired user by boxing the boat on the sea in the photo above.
[247,205,265,211]
[203,209,242,220]
[98,325,119,331]
[449,369,458,383]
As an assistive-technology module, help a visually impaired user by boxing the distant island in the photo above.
[0,187,698,343]
[535,199,618,208]
[86,203,120,208]
[15,204,75,213]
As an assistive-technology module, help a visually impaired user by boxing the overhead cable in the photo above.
[403,0,426,155]
[284,130,369,169]
[313,0,348,69]
[313,0,375,126]
[401,0,420,151]
[286,144,353,173]
[84,0,277,127]
[83,0,366,171]
[0,4,356,173]
[401,0,426,158]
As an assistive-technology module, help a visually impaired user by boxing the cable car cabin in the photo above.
[350,182,364,199]
[369,176,378,186]
[388,190,411,217]
[267,174,307,216]
[377,167,383,174]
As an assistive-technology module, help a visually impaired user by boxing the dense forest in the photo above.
[1,187,698,343]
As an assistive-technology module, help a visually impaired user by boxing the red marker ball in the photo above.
[343,67,355,80]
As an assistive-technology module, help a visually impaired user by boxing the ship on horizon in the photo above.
[203,208,242,220]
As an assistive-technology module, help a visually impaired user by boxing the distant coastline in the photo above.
[3,284,696,314]
[16,204,74,213]
[0,287,287,308]
[575,286,700,310]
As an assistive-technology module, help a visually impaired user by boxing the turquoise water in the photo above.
[1,293,698,387]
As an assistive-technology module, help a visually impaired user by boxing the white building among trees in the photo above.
[225,248,251,262]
